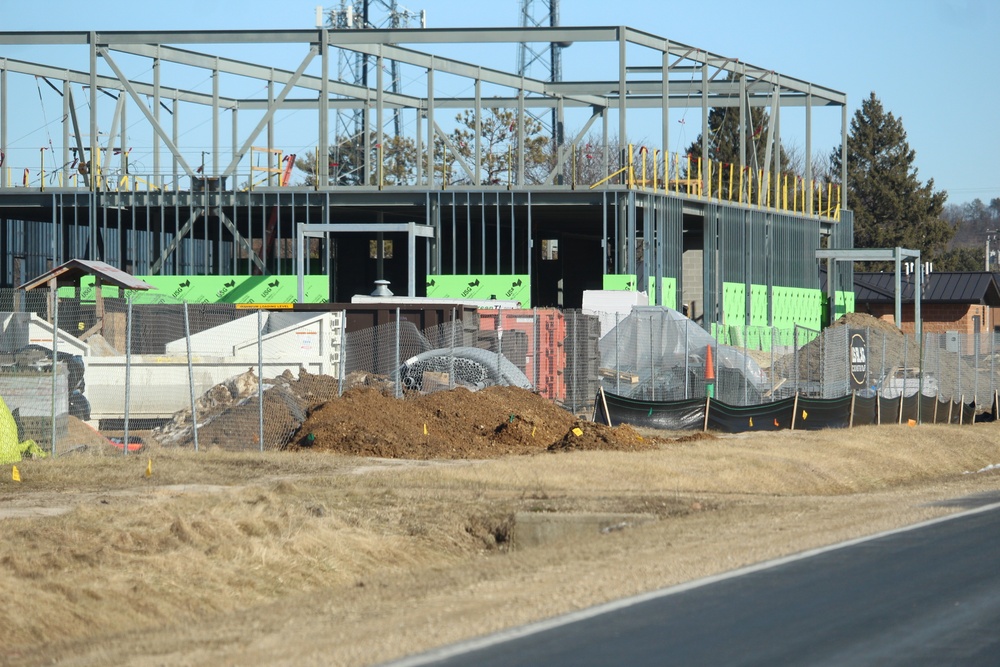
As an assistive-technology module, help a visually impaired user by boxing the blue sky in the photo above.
[3,0,997,205]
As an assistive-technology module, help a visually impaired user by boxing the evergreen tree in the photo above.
[296,134,416,186]
[685,103,792,199]
[448,109,550,185]
[934,245,985,272]
[831,92,951,260]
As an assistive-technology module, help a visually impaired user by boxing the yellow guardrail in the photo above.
[587,143,841,221]
[1,142,842,221]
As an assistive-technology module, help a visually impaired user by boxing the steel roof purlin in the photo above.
[0,24,847,203]
[0,25,844,105]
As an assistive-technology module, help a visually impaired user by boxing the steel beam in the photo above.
[220,46,318,179]
[97,48,197,177]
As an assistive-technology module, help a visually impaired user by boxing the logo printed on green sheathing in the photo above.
[58,276,329,304]
[217,279,237,298]
[426,275,530,306]
[603,274,637,292]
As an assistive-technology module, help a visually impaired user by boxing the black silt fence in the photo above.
[598,393,706,431]
[795,395,852,430]
[601,391,979,434]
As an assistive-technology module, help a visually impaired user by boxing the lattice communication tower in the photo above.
[317,1,424,182]
[517,0,566,150]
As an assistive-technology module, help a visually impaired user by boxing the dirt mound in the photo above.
[154,368,340,451]
[289,385,649,459]
[772,312,984,398]
[773,312,904,382]
[829,311,904,337]
[546,421,653,453]
[149,370,660,458]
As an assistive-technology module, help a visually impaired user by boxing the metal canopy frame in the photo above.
[816,247,922,341]
[296,222,435,301]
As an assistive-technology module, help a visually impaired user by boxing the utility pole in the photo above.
[987,230,999,272]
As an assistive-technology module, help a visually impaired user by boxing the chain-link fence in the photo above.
[3,291,997,461]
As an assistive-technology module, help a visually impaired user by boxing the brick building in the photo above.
[853,272,1000,341]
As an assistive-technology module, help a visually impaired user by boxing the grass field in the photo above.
[2,422,1000,666]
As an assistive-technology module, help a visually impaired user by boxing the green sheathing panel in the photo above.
[58,275,329,304]
[771,286,824,339]
[602,274,639,292]
[646,277,677,308]
[827,290,855,322]
[722,282,746,324]
[425,275,530,306]
[748,284,769,350]
[720,282,746,345]
[659,277,677,309]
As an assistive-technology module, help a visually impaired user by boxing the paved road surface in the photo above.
[391,500,1000,667]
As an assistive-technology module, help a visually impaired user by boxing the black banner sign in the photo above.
[850,329,868,390]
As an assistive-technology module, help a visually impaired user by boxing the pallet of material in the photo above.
[598,368,639,383]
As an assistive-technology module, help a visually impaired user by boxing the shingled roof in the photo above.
[852,271,1000,306]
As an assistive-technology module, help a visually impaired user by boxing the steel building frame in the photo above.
[0,26,850,326]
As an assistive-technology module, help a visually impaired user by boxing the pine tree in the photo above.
[831,92,951,259]
[448,109,550,185]
[296,134,416,186]
[685,104,792,199]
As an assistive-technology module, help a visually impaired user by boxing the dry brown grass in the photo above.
[2,424,1000,666]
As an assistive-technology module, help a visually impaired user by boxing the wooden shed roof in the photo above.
[18,259,156,292]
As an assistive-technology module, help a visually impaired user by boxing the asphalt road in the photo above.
[392,500,1000,667]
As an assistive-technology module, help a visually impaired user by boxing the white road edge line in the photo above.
[382,499,1000,666]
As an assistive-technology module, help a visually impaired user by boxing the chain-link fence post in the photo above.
[183,301,199,452]
[648,311,655,401]
[684,317,690,400]
[122,295,133,457]
[571,309,578,414]
[496,309,504,388]
[449,307,457,390]
[615,312,621,395]
[743,324,749,406]
[881,333,887,396]
[50,287,59,456]
[533,308,539,391]
[257,308,264,453]
[395,307,402,398]
[957,339,962,402]
[770,325,776,401]
[903,336,908,396]
[974,330,980,406]
[794,326,799,391]
[338,311,347,397]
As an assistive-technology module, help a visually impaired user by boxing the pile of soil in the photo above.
[772,312,904,382]
[771,312,990,399]
[546,421,653,453]
[153,368,341,451]
[149,368,658,457]
[288,384,650,459]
